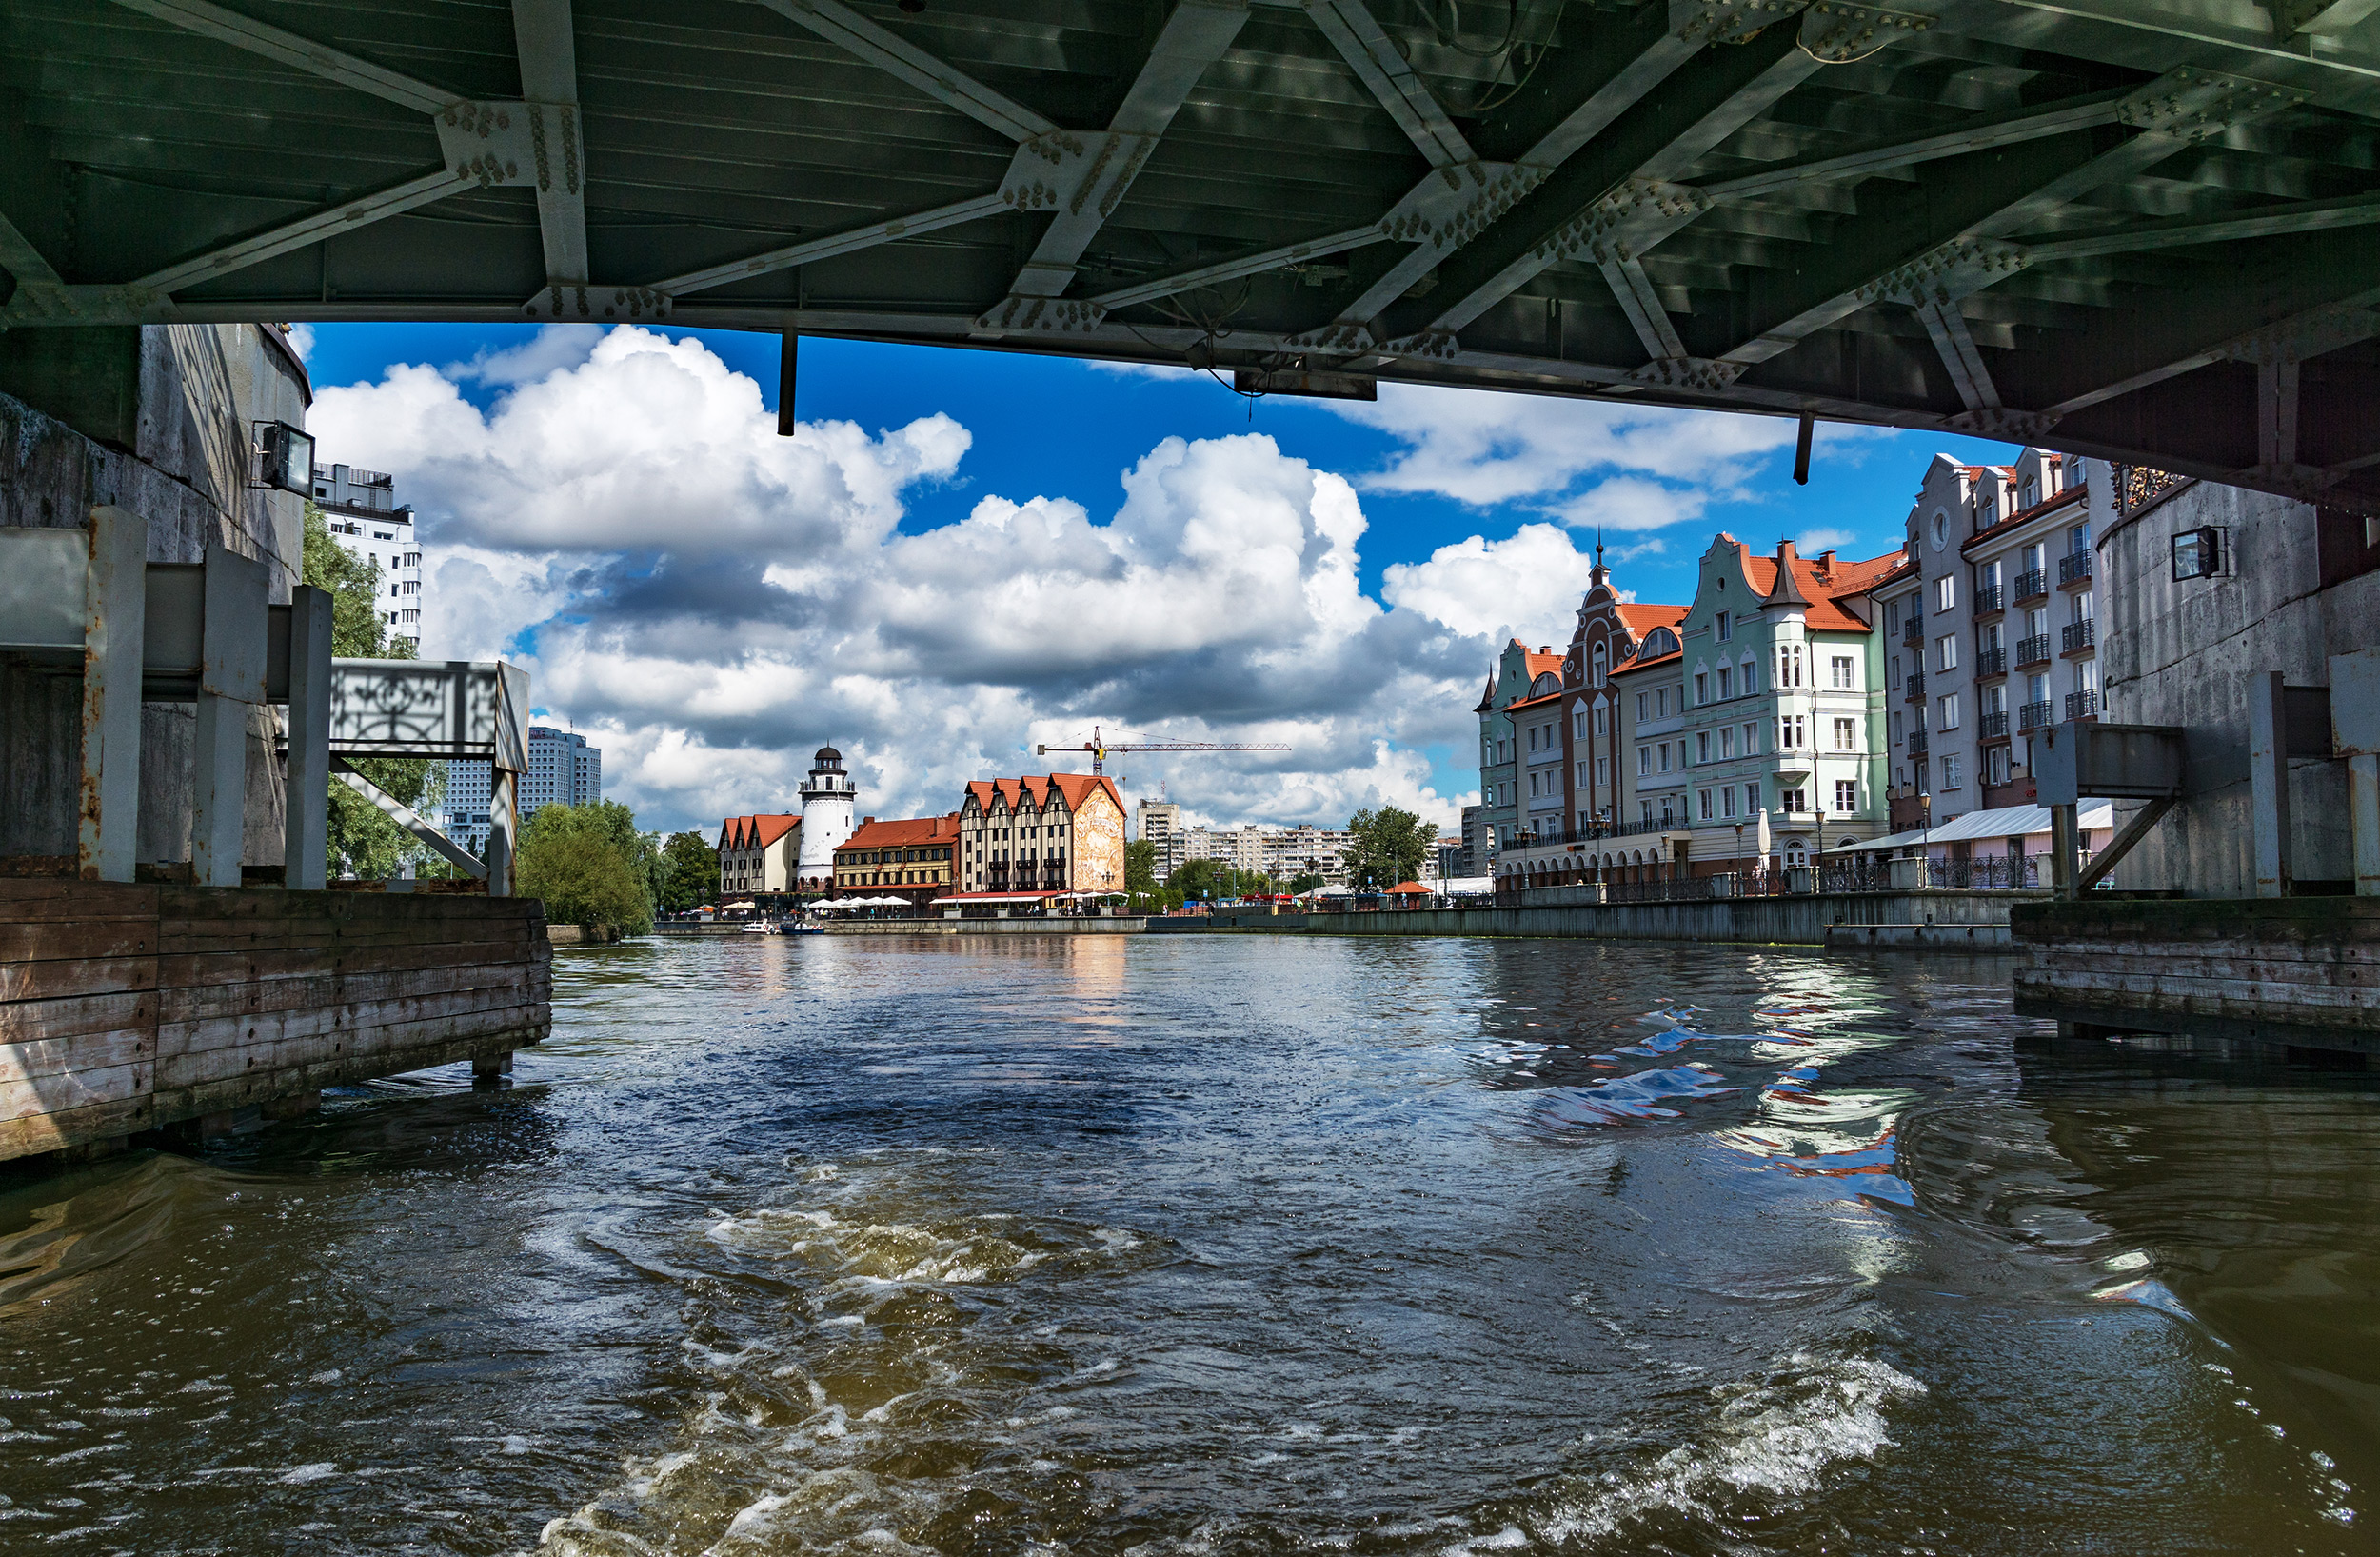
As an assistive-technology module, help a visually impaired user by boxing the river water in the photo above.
[2,934,2375,1555]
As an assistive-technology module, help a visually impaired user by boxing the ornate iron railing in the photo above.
[1980,709,2009,740]
[2016,633,2053,667]
[2014,568,2049,601]
[2067,688,2101,719]
[1905,669,1926,699]
[2062,618,2096,652]
[1974,583,2003,614]
[2057,549,2092,586]
[1907,727,1929,754]
[1975,645,2007,676]
[2019,699,2053,731]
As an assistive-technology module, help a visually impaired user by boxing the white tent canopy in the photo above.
[1831,800,2116,855]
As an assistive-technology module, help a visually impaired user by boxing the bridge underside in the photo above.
[3,0,2377,508]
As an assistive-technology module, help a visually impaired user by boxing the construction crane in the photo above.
[1038,725,1290,777]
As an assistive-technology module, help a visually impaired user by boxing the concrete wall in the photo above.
[0,324,309,869]
[1300,889,2034,946]
[2097,480,2380,894]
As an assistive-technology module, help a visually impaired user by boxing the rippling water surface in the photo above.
[3,934,2376,1555]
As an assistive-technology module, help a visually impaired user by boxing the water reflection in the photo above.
[0,936,2370,1555]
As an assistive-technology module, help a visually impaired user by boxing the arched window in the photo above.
[1641,627,1677,659]
[1591,643,1607,687]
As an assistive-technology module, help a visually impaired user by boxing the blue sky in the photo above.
[300,321,2024,834]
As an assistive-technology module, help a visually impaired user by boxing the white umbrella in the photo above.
[1755,807,1772,871]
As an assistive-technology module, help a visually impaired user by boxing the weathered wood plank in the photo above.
[0,955,161,1005]
[156,964,537,1026]
[0,988,156,1046]
[155,1021,546,1125]
[0,922,159,963]
[156,988,542,1088]
[0,879,161,923]
[0,1091,161,1158]
[0,1019,157,1086]
[0,1059,152,1124]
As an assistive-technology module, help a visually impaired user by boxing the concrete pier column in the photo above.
[282,584,333,890]
[190,544,268,888]
[472,1050,513,1084]
[80,507,148,883]
[2050,803,2079,898]
[2248,671,2292,898]
[2351,753,2380,897]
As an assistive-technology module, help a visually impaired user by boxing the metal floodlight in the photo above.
[253,421,315,495]
[2171,525,2224,582]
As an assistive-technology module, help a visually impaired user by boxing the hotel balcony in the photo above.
[1905,669,1926,700]
[2066,688,2101,720]
[1902,617,1923,646]
[1975,645,2007,678]
[1973,583,2003,616]
[2015,632,2053,668]
[2057,549,2093,588]
[1980,709,2010,741]
[2019,699,2053,732]
[1907,727,1929,755]
[2013,567,2049,603]
[2061,617,2096,653]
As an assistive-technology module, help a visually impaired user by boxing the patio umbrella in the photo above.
[1755,807,1771,870]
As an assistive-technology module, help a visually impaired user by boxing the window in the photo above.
[1745,783,1761,815]
[1891,711,1903,746]
[1659,688,1672,718]
[1987,746,2011,786]
[1938,693,1959,730]
[1660,798,1675,825]
[1942,754,1963,789]
[1660,743,1674,773]
[1696,731,1711,764]
[1717,667,1733,699]
[1592,643,1608,686]
[1742,721,1760,755]
[1638,746,1651,777]
[1716,610,1732,641]
[1887,600,1901,635]
[1720,727,1735,759]
[1829,654,1852,689]
[1642,800,1655,823]
[1722,786,1736,819]
[1778,714,1806,749]
[1698,788,1714,820]
[1594,706,1608,737]
[1934,575,1955,613]
[1835,779,1858,812]
[1695,673,1708,705]
[1529,772,1540,797]
[1637,692,1650,722]
[1595,756,1609,787]
[1527,726,1538,752]
[1935,635,1957,672]
[1780,788,1806,813]
[1833,716,1856,750]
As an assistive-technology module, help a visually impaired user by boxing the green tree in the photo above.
[516,801,658,933]
[1125,839,1159,894]
[302,504,437,879]
[1167,858,1235,900]
[1342,806,1438,890]
[1287,871,1326,895]
[659,829,721,912]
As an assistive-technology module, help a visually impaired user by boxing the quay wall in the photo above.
[815,917,1147,936]
[1294,890,2033,947]
[1,880,553,1163]
[2012,895,2380,1052]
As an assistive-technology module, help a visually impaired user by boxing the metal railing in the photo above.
[2058,550,2092,586]
[1905,669,1925,699]
[1902,618,1924,646]
[1907,727,1929,754]
[1980,709,2009,739]
[2061,618,2095,652]
[1975,645,2006,676]
[1973,583,2003,614]
[2016,633,2052,667]
[2019,699,2053,731]
[1507,814,1681,849]
[2067,688,2101,719]
[2013,568,2048,601]
[1928,854,2041,889]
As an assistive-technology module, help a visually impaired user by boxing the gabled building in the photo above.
[717,813,801,905]
[955,774,1129,897]
[833,813,962,906]
[1475,638,1565,859]
[1677,535,1902,873]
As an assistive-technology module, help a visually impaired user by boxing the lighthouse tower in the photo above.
[795,747,858,891]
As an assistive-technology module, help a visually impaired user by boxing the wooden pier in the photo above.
[2,880,551,1163]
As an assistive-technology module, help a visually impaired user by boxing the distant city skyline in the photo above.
[298,322,2031,840]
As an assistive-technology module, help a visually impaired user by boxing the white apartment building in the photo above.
[1164,822,1359,884]
[312,463,424,651]
[439,759,494,859]
[523,727,602,823]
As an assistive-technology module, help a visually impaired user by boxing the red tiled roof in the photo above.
[1614,603,1688,635]
[1729,539,1902,633]
[1506,689,1565,710]
[1612,647,1681,675]
[837,813,962,853]
[720,813,799,849]
[964,773,1123,816]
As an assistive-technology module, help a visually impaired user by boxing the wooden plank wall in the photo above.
[2011,897,2380,1048]
[1,881,552,1161]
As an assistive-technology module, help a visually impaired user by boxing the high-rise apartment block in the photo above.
[522,727,602,823]
[311,463,424,652]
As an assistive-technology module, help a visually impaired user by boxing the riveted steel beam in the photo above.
[977,0,1252,331]
[651,192,1009,298]
[108,0,464,114]
[749,0,1057,144]
[130,168,472,298]
[512,0,589,290]
[1300,0,1476,169]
